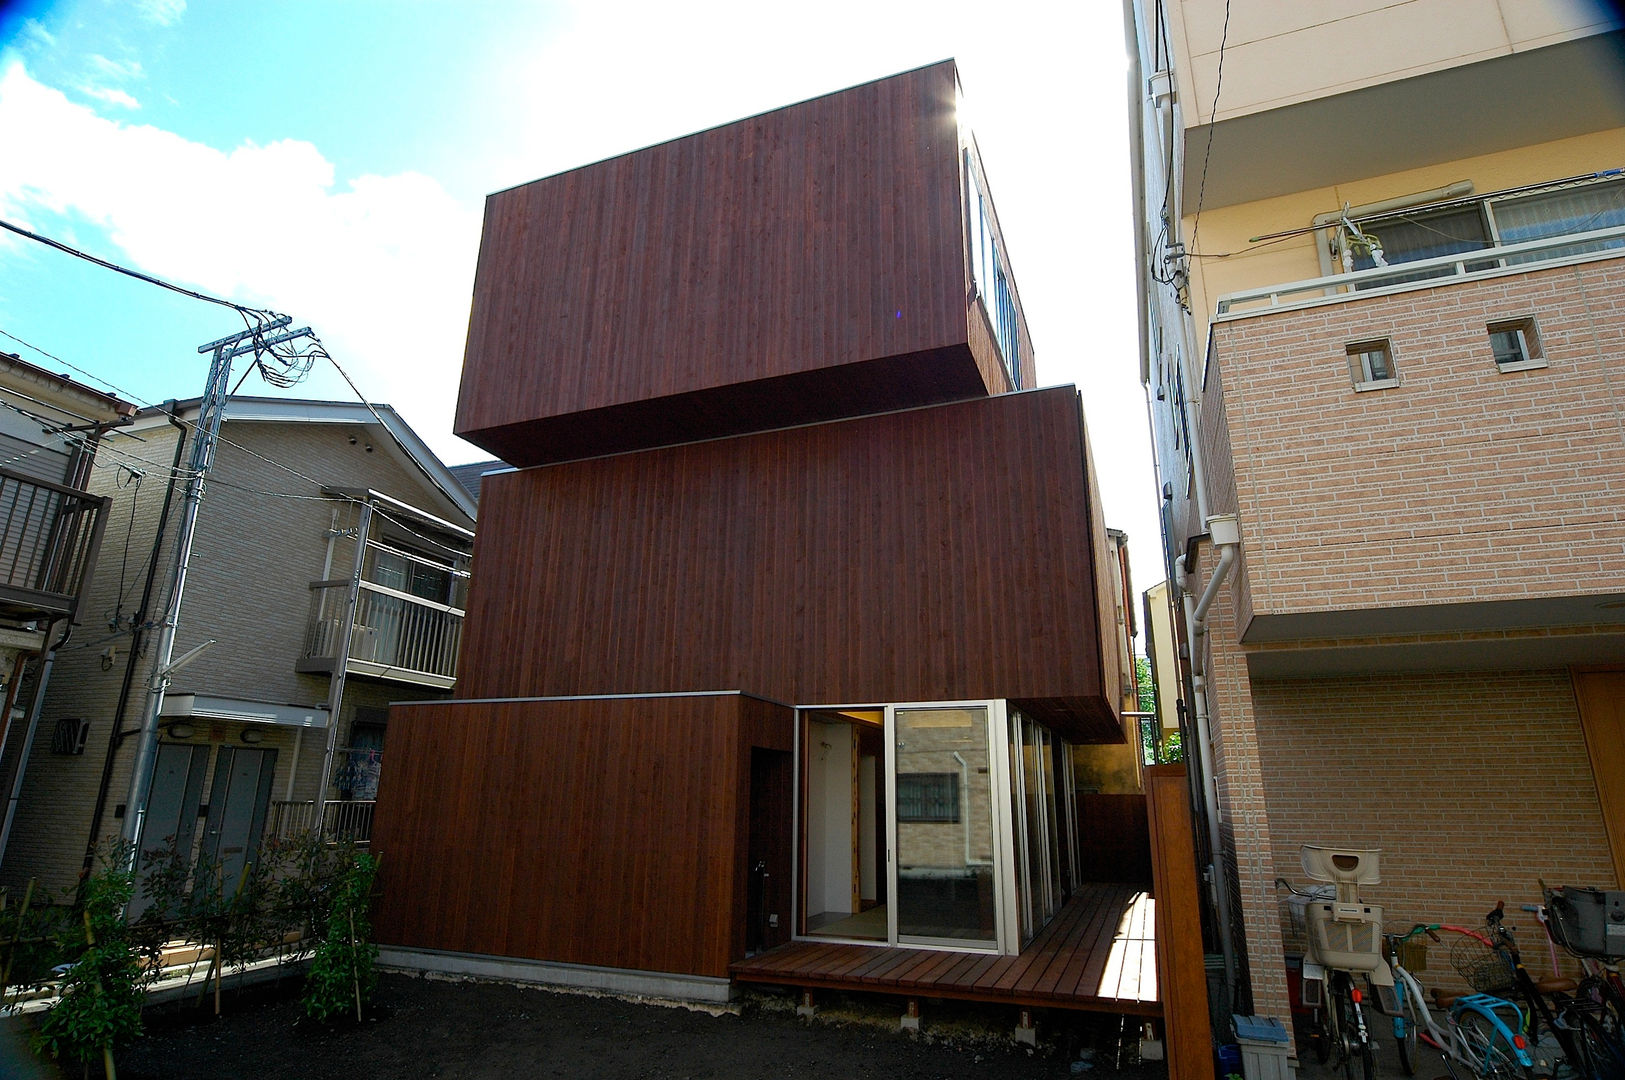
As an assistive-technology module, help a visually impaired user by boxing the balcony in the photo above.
[297,579,463,689]
[1215,224,1625,320]
[0,465,109,624]
[267,798,377,846]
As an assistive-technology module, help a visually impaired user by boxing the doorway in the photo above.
[199,746,277,896]
[798,701,1002,951]
[801,709,887,940]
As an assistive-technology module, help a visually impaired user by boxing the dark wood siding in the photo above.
[372,693,794,979]
[454,60,984,464]
[457,387,1117,740]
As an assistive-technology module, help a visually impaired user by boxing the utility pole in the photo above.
[121,317,315,859]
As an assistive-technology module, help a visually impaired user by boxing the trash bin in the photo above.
[1233,1015,1293,1080]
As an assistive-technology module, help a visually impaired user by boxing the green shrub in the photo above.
[33,852,153,1076]
[301,852,378,1023]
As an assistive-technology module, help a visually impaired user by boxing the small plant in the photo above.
[34,849,154,1079]
[302,851,378,1024]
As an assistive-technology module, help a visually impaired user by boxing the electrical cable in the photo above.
[1188,0,1231,253]
[0,217,266,319]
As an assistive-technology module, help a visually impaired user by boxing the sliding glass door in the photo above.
[795,699,1075,955]
[890,705,998,948]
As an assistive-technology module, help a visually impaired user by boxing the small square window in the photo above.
[1346,339,1397,388]
[1487,317,1544,370]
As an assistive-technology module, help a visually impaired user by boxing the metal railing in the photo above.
[300,579,463,682]
[1215,224,1625,319]
[267,799,377,845]
[0,466,109,620]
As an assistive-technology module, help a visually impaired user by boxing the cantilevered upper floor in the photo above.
[1194,194,1625,674]
[454,59,1034,466]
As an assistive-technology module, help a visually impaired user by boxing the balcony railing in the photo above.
[0,466,110,622]
[1215,224,1625,319]
[267,799,376,846]
[297,579,463,688]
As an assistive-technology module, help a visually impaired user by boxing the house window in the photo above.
[964,148,1022,390]
[1487,317,1544,370]
[1345,176,1625,275]
[1346,339,1397,389]
[896,772,959,823]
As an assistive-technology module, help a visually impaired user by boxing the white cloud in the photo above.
[134,0,185,27]
[21,20,55,48]
[0,62,482,460]
[87,54,143,82]
[80,85,140,109]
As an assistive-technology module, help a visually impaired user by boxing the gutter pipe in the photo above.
[1177,513,1240,1004]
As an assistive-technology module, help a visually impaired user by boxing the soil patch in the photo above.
[14,973,1171,1079]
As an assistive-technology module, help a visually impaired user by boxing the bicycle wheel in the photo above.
[1395,984,1422,1077]
[1455,1006,1534,1079]
[1572,1006,1625,1080]
[1330,980,1355,1079]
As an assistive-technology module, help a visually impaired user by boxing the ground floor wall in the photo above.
[0,675,440,896]
[1208,632,1621,1021]
[371,692,795,981]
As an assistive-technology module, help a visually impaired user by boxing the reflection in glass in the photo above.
[894,707,996,944]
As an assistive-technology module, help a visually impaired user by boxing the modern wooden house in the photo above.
[374,63,1209,1066]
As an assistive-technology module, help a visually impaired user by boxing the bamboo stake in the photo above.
[349,907,360,1023]
[0,878,34,1003]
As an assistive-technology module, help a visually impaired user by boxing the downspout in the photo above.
[0,618,71,867]
[82,403,187,875]
[1178,514,1240,1002]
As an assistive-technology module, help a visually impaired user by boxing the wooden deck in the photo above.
[730,882,1159,1015]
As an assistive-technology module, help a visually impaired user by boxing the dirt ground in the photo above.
[3,972,1172,1080]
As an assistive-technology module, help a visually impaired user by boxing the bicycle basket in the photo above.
[1395,936,1428,973]
[1449,930,1516,994]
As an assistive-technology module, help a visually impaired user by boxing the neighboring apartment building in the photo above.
[0,351,134,868]
[370,62,1191,1034]
[0,396,475,897]
[1126,0,1625,1030]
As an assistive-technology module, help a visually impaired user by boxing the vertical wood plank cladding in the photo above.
[458,387,1110,733]
[372,694,793,978]
[455,61,972,454]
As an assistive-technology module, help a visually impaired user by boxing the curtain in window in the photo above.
[1493,180,1625,263]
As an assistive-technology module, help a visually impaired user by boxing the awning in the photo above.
[160,693,329,728]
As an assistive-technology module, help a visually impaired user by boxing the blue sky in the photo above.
[0,0,1160,590]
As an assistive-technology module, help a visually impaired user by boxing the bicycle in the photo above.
[1543,884,1625,1046]
[1476,901,1625,1080]
[1384,923,1537,1079]
[1278,846,1389,1080]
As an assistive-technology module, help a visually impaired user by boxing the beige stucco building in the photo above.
[1127,0,1625,1033]
[0,397,476,897]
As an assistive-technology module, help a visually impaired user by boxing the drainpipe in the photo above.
[1177,513,1240,1003]
[0,617,70,868]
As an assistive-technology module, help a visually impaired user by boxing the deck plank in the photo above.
[732,884,1160,1015]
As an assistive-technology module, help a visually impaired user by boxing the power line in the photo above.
[0,217,268,321]
[1188,0,1232,253]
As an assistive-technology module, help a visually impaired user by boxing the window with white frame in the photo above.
[1487,317,1544,370]
[1344,176,1625,274]
[964,148,1023,390]
[1346,339,1397,388]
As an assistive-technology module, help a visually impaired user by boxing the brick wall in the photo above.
[1211,255,1625,622]
[1253,669,1618,975]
